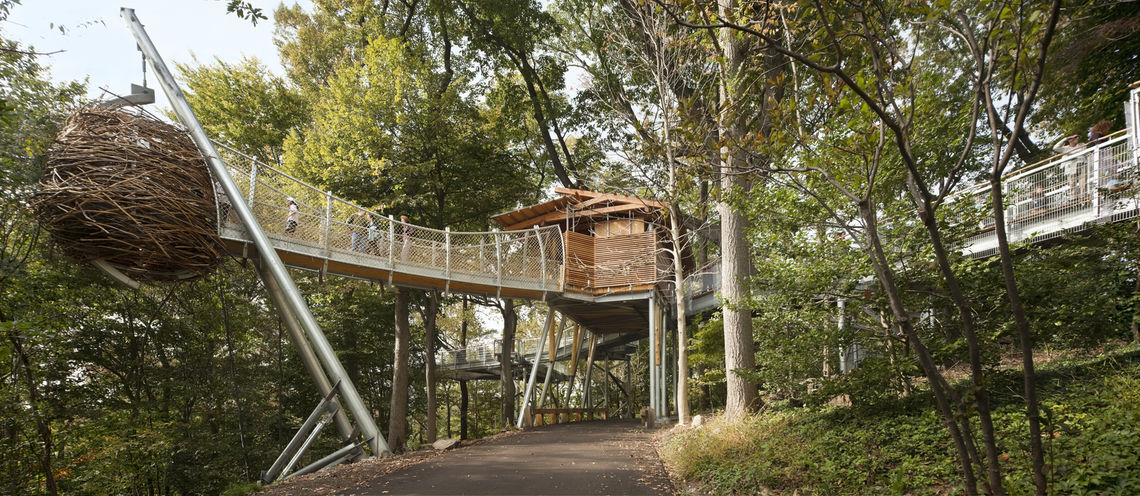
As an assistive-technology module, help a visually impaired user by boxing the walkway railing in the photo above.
[211,143,565,294]
[954,131,1137,257]
[438,333,578,368]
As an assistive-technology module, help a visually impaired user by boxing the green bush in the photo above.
[662,347,1140,495]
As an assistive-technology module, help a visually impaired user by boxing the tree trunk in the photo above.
[6,327,58,496]
[717,0,759,418]
[424,290,440,444]
[858,205,980,496]
[1133,270,1140,343]
[459,380,469,439]
[388,287,411,452]
[500,298,517,429]
[671,207,691,425]
[989,178,1046,494]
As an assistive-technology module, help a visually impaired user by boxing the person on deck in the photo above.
[285,198,299,236]
[400,215,413,261]
[1089,120,1129,192]
[1030,184,1047,217]
[349,209,369,252]
[367,213,381,255]
[1053,135,1087,203]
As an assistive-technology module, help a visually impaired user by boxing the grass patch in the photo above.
[661,346,1140,495]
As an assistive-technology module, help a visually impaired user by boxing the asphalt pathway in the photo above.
[347,420,674,495]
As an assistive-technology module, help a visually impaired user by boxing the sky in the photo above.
[6,0,309,110]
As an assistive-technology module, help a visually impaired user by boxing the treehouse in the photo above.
[493,187,692,298]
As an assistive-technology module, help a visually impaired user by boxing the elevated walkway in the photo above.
[212,143,565,301]
[208,144,662,379]
[956,131,1137,257]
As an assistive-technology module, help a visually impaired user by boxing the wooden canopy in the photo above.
[492,188,667,231]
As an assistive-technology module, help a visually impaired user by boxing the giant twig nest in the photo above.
[34,107,223,281]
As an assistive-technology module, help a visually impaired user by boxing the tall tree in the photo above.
[178,56,309,165]
[389,287,411,452]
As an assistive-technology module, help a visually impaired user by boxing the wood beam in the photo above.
[554,187,667,209]
[502,203,651,231]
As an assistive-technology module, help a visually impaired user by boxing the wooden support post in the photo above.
[652,296,661,417]
[564,324,583,405]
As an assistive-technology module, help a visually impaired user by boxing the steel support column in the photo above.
[121,8,387,455]
[517,307,555,428]
[259,261,355,442]
[537,316,567,408]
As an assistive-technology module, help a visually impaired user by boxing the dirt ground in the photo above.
[258,419,675,495]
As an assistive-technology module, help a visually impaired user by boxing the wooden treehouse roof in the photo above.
[492,187,668,231]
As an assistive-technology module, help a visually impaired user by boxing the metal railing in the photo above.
[438,333,579,368]
[211,143,565,293]
[953,132,1137,257]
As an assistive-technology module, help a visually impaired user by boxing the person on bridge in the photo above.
[285,198,299,236]
[1031,184,1048,217]
[349,209,370,252]
[1089,120,1129,192]
[1054,135,1087,203]
[400,215,413,261]
[366,213,381,255]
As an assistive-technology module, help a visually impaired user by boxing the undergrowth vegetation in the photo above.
[661,346,1140,495]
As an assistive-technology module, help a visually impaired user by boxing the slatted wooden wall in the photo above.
[593,231,657,288]
[564,230,594,290]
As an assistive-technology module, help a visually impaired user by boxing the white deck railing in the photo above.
[437,333,578,368]
[211,143,565,294]
[954,131,1136,257]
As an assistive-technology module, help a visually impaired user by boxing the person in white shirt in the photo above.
[285,198,299,236]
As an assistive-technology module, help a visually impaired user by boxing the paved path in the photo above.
[349,420,673,495]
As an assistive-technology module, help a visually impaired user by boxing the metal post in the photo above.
[445,226,451,293]
[324,192,332,252]
[262,382,340,484]
[286,437,370,480]
[259,261,355,443]
[1092,147,1102,216]
[537,226,547,292]
[280,405,335,478]
[121,8,387,456]
[537,316,567,408]
[247,161,257,206]
[322,192,332,279]
[517,307,555,428]
[494,229,502,291]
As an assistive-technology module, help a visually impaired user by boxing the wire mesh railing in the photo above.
[212,142,565,293]
[438,333,580,368]
[953,132,1137,256]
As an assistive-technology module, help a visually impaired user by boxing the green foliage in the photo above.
[1034,1,1140,138]
[225,1,266,26]
[178,57,309,165]
[663,347,1140,495]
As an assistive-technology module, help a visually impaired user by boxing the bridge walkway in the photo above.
[212,142,565,301]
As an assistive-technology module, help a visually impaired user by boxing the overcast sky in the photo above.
[7,0,309,110]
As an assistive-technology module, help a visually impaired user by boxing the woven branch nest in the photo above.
[34,107,223,281]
